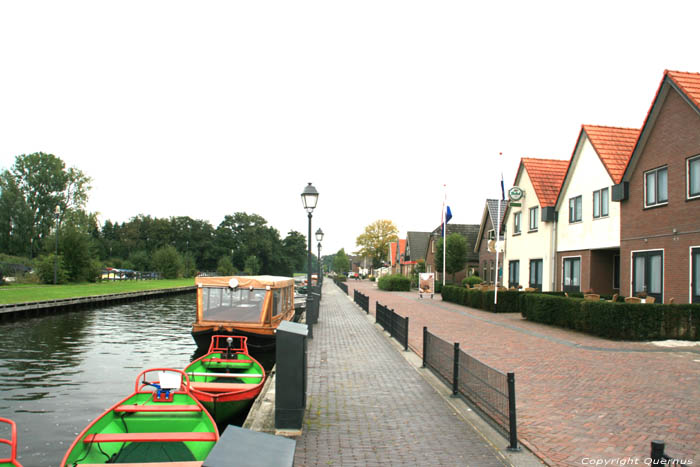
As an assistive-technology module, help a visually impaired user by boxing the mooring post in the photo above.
[507,372,520,451]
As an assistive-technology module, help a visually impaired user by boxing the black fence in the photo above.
[650,441,686,465]
[376,302,409,351]
[334,279,348,295]
[422,327,519,451]
[353,290,369,313]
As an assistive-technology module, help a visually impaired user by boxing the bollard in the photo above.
[422,327,428,368]
[452,342,459,396]
[507,372,520,451]
[275,321,309,432]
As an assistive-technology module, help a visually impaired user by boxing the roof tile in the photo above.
[521,158,569,207]
[666,70,700,108]
[582,125,640,184]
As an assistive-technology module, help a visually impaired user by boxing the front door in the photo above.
[562,257,581,293]
[692,248,700,304]
[632,250,663,303]
[529,259,543,291]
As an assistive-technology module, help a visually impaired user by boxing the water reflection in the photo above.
[0,294,199,466]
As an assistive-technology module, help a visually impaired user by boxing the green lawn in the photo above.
[0,278,195,305]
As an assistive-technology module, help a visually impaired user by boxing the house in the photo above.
[616,70,700,304]
[475,199,509,285]
[554,125,640,294]
[427,224,480,284]
[388,239,407,275]
[404,231,432,275]
[503,158,569,290]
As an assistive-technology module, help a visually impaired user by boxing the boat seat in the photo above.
[114,404,202,413]
[77,462,203,467]
[187,372,263,378]
[202,358,253,364]
[190,382,260,392]
[83,432,217,443]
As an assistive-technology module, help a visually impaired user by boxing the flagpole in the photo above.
[442,185,447,287]
[495,152,504,306]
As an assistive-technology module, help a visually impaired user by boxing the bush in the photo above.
[153,246,184,279]
[335,274,347,282]
[462,275,483,287]
[216,256,236,276]
[442,286,520,313]
[35,254,68,284]
[377,274,411,291]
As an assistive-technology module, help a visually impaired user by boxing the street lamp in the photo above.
[54,205,60,285]
[301,183,319,292]
[315,228,324,284]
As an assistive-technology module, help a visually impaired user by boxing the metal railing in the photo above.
[422,327,519,451]
[650,441,686,465]
[353,290,369,313]
[334,279,348,294]
[376,302,409,351]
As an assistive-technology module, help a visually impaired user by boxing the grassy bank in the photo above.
[0,278,195,305]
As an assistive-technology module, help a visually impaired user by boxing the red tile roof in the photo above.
[521,158,569,207]
[666,70,700,108]
[389,239,406,266]
[582,125,640,184]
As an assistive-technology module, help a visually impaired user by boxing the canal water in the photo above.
[0,293,252,467]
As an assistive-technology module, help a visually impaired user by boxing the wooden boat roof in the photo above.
[195,275,295,289]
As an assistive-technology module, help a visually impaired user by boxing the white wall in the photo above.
[556,136,620,252]
[503,168,557,291]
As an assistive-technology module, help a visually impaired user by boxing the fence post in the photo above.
[507,372,520,451]
[452,342,459,396]
[650,441,665,461]
[422,327,427,368]
[403,316,409,351]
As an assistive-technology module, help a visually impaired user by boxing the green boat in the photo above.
[61,368,219,466]
[185,335,266,426]
[0,418,21,467]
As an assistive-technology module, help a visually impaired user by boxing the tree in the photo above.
[244,255,261,275]
[333,248,350,274]
[282,231,307,274]
[182,252,197,277]
[435,234,469,283]
[355,220,399,268]
[217,256,235,276]
[152,245,183,279]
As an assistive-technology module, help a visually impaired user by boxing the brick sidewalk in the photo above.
[294,282,512,467]
[344,280,700,466]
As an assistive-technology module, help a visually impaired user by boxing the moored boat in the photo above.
[191,276,296,352]
[0,418,21,467]
[185,335,265,426]
[61,368,219,466]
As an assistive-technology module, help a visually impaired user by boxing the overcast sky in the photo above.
[1,1,698,256]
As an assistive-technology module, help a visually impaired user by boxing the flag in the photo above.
[441,205,452,237]
[500,152,506,200]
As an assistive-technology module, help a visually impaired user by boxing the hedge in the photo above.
[441,285,700,340]
[377,274,411,291]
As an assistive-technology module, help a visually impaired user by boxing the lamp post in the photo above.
[301,183,319,293]
[315,228,324,285]
[54,206,60,285]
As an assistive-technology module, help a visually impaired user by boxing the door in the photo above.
[562,257,581,293]
[509,261,520,288]
[529,259,543,291]
[632,250,663,303]
[693,248,700,304]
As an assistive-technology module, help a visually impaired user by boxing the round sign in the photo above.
[228,278,239,289]
[508,186,524,201]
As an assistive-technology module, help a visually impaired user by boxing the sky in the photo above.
[1,1,699,257]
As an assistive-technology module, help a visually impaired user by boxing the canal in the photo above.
[0,293,234,466]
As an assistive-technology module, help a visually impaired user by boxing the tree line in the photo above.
[0,153,313,283]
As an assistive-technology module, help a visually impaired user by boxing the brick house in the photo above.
[388,239,407,275]
[616,70,700,304]
[474,200,508,285]
[427,224,480,284]
[554,125,640,295]
[503,158,569,291]
[404,231,431,276]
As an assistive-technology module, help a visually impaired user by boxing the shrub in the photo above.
[462,275,483,287]
[35,254,68,284]
[335,274,347,282]
[153,246,184,279]
[377,274,411,291]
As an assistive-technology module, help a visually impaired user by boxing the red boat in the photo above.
[0,418,21,467]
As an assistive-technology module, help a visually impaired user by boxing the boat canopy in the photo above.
[196,275,295,289]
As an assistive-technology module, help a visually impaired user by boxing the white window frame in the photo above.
[629,248,664,302]
[569,195,582,223]
[561,255,582,291]
[593,188,609,219]
[690,245,700,303]
[688,155,700,200]
[528,207,539,232]
[644,166,668,208]
[513,212,521,235]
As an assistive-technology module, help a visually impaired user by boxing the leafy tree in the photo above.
[244,255,261,275]
[58,224,99,282]
[333,248,350,273]
[282,231,307,274]
[152,245,183,279]
[216,256,235,276]
[35,254,68,284]
[182,252,197,277]
[355,220,399,268]
[435,234,469,283]
[128,250,151,272]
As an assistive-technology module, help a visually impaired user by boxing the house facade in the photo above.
[503,158,569,290]
[426,224,479,284]
[554,125,639,295]
[474,200,508,285]
[617,70,700,304]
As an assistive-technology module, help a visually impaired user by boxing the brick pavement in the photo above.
[294,281,513,467]
[343,280,700,466]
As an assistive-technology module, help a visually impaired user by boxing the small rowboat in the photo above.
[185,335,266,426]
[0,418,21,467]
[61,369,219,466]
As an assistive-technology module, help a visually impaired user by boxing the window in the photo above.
[529,207,539,231]
[562,257,581,292]
[489,261,495,283]
[632,250,663,303]
[613,255,620,290]
[645,166,668,207]
[569,195,582,223]
[529,259,543,290]
[689,156,700,199]
[513,212,521,234]
[593,188,609,218]
[201,287,266,323]
[482,262,487,281]
[509,260,520,288]
[488,229,495,240]
[693,248,700,304]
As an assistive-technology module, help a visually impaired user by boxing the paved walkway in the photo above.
[294,281,522,466]
[344,280,700,466]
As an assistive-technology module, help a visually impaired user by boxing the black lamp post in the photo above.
[315,228,324,284]
[54,206,60,285]
[301,183,319,292]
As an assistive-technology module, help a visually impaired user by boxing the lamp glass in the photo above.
[315,228,324,242]
[301,183,319,210]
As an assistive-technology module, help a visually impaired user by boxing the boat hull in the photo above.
[191,327,276,353]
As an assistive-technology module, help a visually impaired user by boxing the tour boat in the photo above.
[185,335,265,426]
[0,418,21,467]
[191,276,296,352]
[61,369,219,466]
